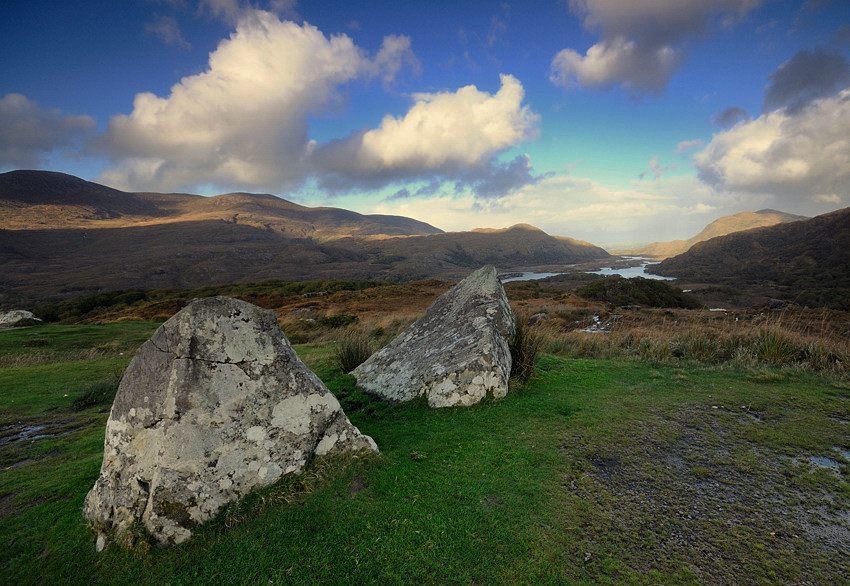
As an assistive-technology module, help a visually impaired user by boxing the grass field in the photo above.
[1,320,848,584]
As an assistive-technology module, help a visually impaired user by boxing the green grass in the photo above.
[1,324,849,583]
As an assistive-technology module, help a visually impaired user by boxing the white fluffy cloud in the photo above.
[99,11,416,192]
[551,0,763,95]
[694,89,850,204]
[317,75,537,173]
[0,93,96,169]
[99,10,533,196]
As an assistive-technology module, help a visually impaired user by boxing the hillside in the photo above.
[628,209,807,259]
[0,170,443,239]
[650,207,850,308]
[0,171,609,307]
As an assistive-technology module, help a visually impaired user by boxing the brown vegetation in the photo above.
[652,206,850,309]
[42,276,849,379]
[0,170,609,307]
[624,209,807,259]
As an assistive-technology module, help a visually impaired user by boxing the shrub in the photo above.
[510,313,544,381]
[321,314,359,328]
[333,329,374,373]
[71,379,120,411]
[577,276,701,309]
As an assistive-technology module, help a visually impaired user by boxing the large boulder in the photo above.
[353,265,514,408]
[83,296,377,549]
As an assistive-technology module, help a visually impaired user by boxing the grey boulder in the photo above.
[353,265,514,408]
[83,296,376,549]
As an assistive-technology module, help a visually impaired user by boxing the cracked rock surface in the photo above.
[83,296,377,549]
[353,265,514,408]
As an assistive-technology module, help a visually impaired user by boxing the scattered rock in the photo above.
[0,310,41,327]
[83,296,377,549]
[529,312,548,324]
[353,265,514,408]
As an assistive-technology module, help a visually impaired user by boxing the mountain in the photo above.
[0,170,442,239]
[0,171,609,307]
[626,209,807,259]
[650,207,850,309]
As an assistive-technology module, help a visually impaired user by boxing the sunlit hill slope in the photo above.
[0,170,609,307]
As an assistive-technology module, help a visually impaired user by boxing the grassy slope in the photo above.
[1,325,849,584]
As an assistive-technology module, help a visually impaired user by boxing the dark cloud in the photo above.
[763,48,850,113]
[551,0,763,96]
[712,106,751,128]
[458,155,544,199]
[0,94,96,169]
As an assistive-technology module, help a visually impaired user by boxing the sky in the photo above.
[2,0,849,247]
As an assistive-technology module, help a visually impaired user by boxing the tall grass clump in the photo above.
[333,328,375,373]
[71,377,121,410]
[510,313,544,380]
[755,328,796,364]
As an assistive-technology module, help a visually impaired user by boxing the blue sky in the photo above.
[2,0,849,246]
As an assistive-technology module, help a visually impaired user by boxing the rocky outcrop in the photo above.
[0,310,41,327]
[83,296,377,549]
[353,265,514,408]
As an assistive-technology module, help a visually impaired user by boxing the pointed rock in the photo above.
[83,296,376,548]
[353,265,514,408]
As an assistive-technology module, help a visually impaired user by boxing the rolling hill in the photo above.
[626,209,807,259]
[650,207,850,309]
[0,170,609,307]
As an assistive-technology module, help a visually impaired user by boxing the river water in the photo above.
[501,257,675,283]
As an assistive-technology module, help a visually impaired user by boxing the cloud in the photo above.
[551,0,763,95]
[368,173,723,244]
[694,88,850,204]
[0,93,96,169]
[369,35,421,90]
[144,15,191,48]
[311,74,540,195]
[762,48,850,113]
[712,106,751,128]
[639,155,677,180]
[198,0,243,24]
[676,139,704,155]
[199,0,297,25]
[98,11,420,192]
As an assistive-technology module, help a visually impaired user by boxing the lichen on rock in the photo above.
[83,296,377,549]
[353,265,514,408]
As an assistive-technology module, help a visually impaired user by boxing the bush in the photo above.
[71,379,120,411]
[577,276,701,309]
[510,313,544,381]
[321,314,359,328]
[333,329,374,373]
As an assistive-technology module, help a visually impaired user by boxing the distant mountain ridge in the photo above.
[651,207,850,309]
[0,170,609,307]
[627,209,807,259]
[0,170,443,239]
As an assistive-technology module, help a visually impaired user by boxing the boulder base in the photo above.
[83,296,376,548]
[353,265,514,408]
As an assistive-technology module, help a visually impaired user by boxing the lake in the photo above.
[500,257,675,283]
